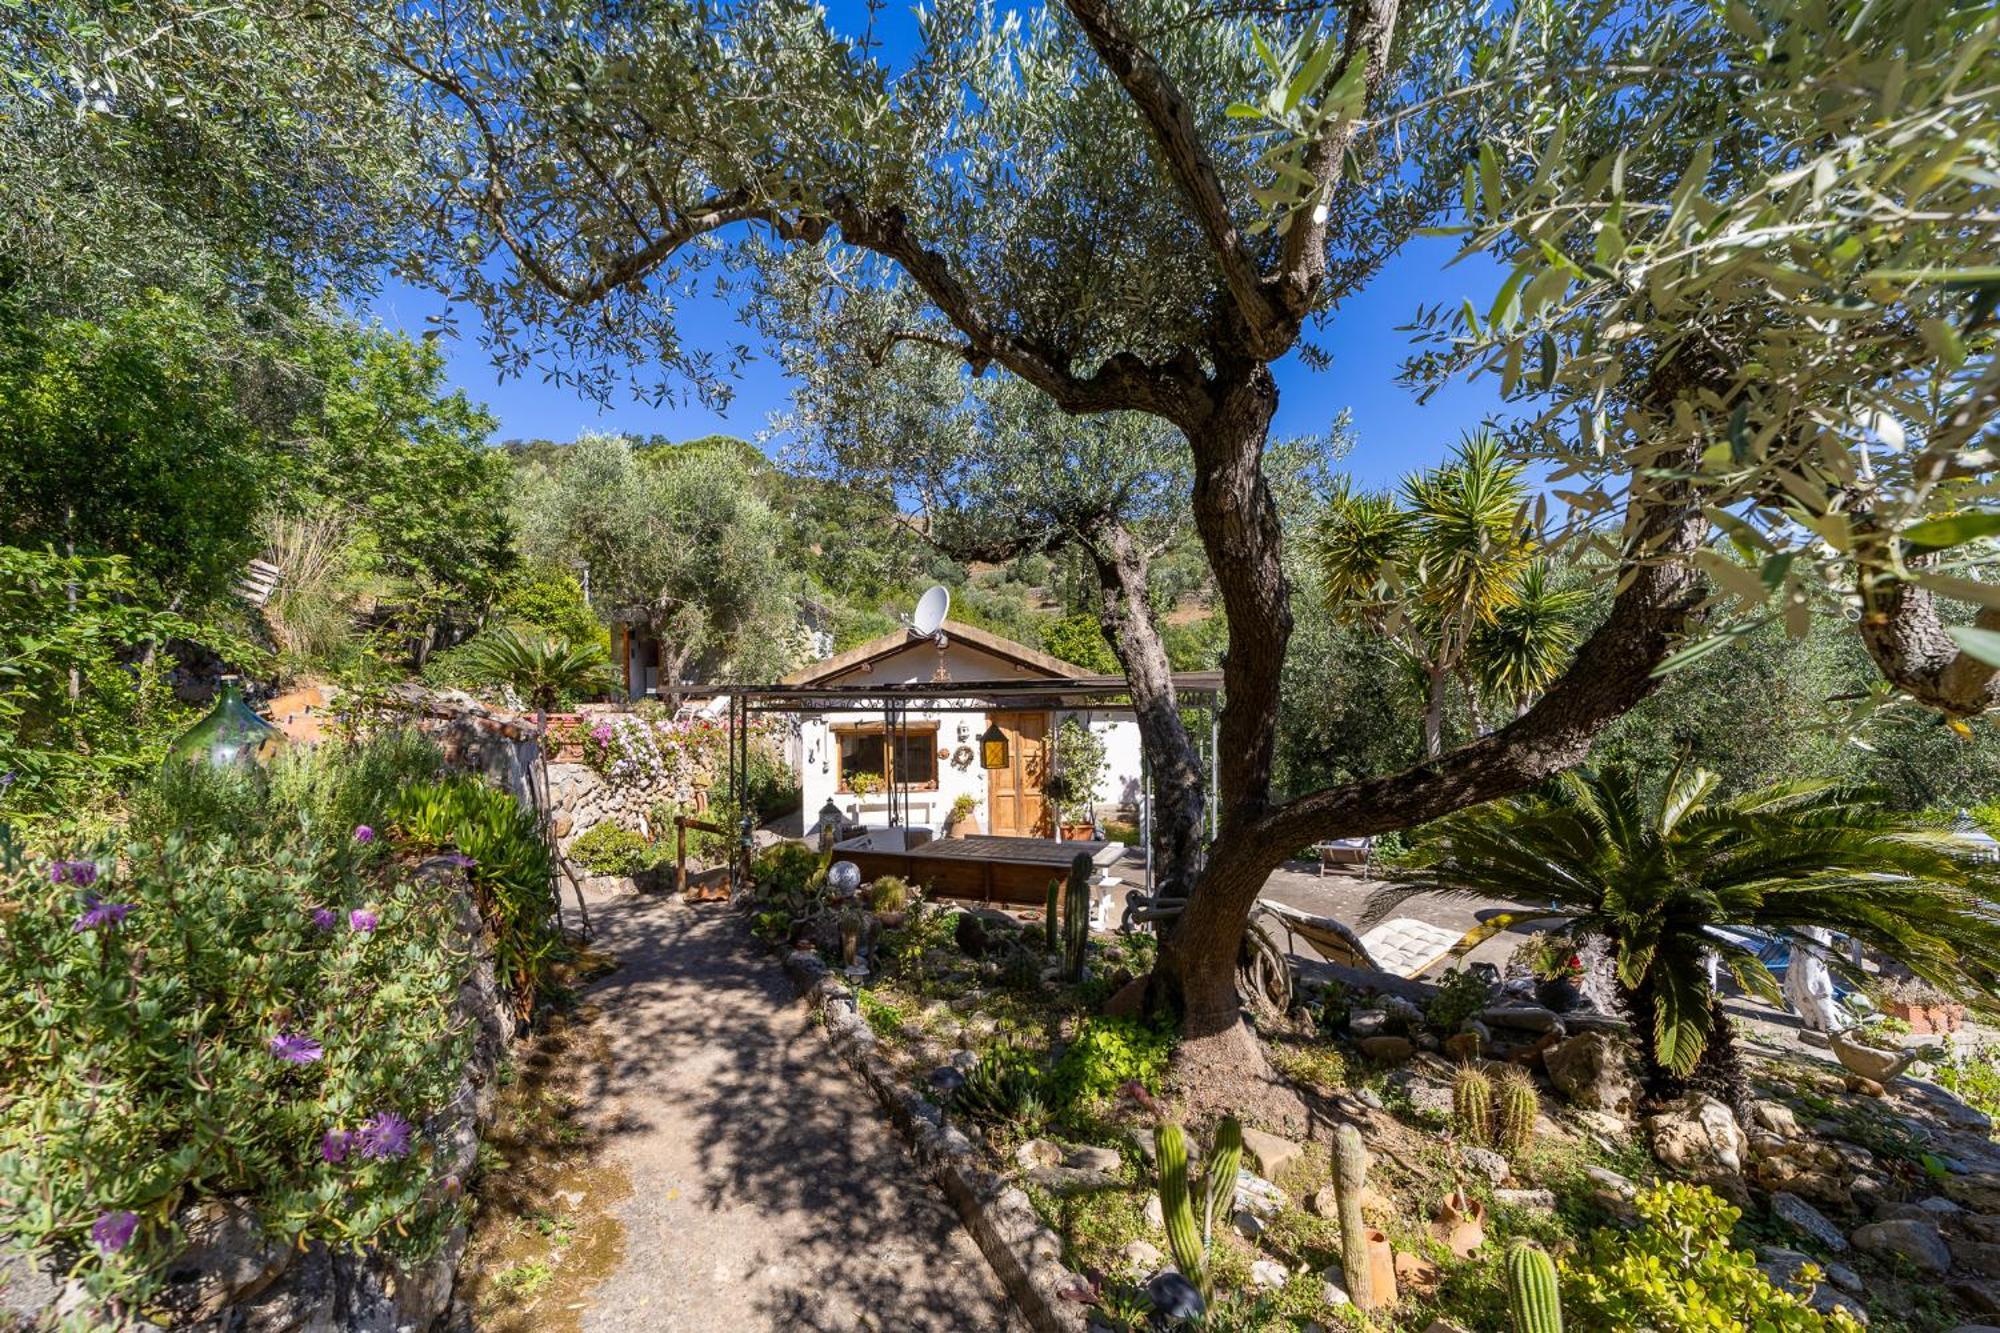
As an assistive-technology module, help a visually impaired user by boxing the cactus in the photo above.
[1505,1240,1563,1332]
[1452,1063,1493,1144]
[1062,851,1091,982]
[1044,878,1061,953]
[1496,1065,1539,1157]
[1000,942,1043,990]
[1331,1123,1376,1309]
[1153,1117,1243,1303]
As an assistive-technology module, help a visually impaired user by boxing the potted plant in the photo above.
[847,770,884,801]
[1047,718,1107,840]
[1880,975,1964,1035]
[1519,934,1587,1013]
[945,793,980,838]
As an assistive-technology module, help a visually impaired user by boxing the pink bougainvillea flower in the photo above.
[91,1210,138,1253]
[349,909,379,933]
[269,1032,323,1064]
[320,1129,353,1164]
[351,825,375,844]
[357,1110,414,1160]
[72,893,133,932]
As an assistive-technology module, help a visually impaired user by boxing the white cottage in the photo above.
[786,620,1143,837]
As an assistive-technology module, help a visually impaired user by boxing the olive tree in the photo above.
[375,0,1999,1107]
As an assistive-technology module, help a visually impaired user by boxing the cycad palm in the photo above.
[459,628,612,717]
[1370,766,2000,1106]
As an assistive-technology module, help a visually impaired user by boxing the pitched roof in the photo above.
[782,619,1098,686]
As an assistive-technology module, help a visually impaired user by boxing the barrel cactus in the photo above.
[1453,1063,1493,1144]
[1505,1240,1563,1332]
[1496,1065,1539,1156]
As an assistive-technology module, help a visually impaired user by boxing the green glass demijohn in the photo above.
[169,675,285,770]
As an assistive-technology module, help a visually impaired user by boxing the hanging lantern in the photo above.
[979,720,1009,770]
[168,675,284,771]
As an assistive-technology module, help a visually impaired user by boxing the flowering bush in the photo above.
[580,713,719,789]
[0,815,471,1309]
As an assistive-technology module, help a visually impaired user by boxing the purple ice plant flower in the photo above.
[49,858,99,887]
[357,1110,414,1160]
[443,853,477,870]
[320,1129,353,1164]
[91,1210,138,1253]
[351,824,375,844]
[269,1032,323,1064]
[311,907,338,931]
[348,909,379,934]
[72,893,133,932]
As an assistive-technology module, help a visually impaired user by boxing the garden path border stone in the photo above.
[779,947,1092,1333]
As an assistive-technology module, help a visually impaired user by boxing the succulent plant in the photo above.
[1496,1064,1539,1157]
[1155,1116,1242,1302]
[1453,1062,1494,1144]
[1332,1123,1378,1309]
[1062,852,1091,982]
[1505,1239,1563,1332]
[1044,877,1060,953]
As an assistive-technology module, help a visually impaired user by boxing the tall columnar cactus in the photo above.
[1154,1116,1243,1302]
[1505,1240,1563,1332]
[1044,878,1061,953]
[1332,1123,1377,1309]
[1496,1065,1539,1157]
[1452,1063,1493,1144]
[1062,851,1091,982]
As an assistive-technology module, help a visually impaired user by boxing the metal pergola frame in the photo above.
[672,673,1224,895]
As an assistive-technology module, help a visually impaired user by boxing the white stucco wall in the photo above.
[791,636,1141,834]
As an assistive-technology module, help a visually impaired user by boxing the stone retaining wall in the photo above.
[778,948,1091,1333]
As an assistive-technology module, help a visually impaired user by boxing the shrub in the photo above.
[753,842,822,900]
[390,775,564,1017]
[568,822,652,877]
[0,822,471,1310]
[1426,967,1490,1034]
[868,874,912,911]
[1048,1017,1174,1110]
[1561,1181,1861,1329]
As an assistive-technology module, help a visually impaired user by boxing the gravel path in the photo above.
[570,890,1022,1333]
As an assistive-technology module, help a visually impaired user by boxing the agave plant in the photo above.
[457,627,612,718]
[1369,765,2000,1107]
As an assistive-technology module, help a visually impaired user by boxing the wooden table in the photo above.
[834,834,1126,906]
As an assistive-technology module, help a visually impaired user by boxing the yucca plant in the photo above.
[457,627,612,718]
[1371,764,2000,1109]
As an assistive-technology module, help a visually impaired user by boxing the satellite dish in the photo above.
[910,585,951,641]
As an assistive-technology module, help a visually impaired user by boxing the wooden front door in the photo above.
[985,711,1050,837]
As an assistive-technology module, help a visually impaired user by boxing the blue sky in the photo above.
[363,1,1513,490]
[368,235,1509,491]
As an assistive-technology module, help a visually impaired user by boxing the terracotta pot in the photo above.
[1360,1229,1399,1310]
[948,814,981,839]
[1431,1188,1487,1260]
[1059,823,1096,842]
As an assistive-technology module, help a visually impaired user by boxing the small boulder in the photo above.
[1851,1218,1952,1273]
[1121,1239,1163,1276]
[1463,1147,1510,1186]
[1481,1004,1565,1034]
[1753,1100,1804,1137]
[1064,1145,1121,1174]
[1542,1031,1638,1114]
[1772,1192,1850,1253]
[1492,1188,1556,1211]
[1644,1092,1750,1201]
[1240,1127,1302,1183]
[1356,1035,1414,1063]
[1249,1259,1288,1290]
[1015,1139,1062,1170]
